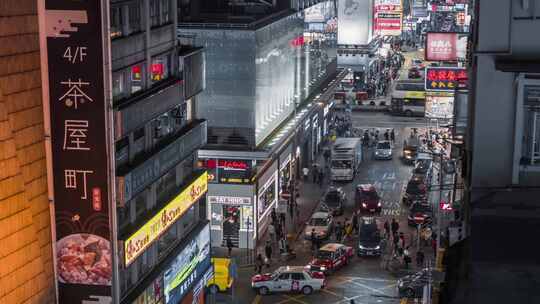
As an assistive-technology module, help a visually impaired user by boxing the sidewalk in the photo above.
[213,144,331,267]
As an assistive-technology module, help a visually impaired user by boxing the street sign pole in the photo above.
[245,216,252,264]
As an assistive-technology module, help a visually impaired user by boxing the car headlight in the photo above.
[374,245,380,250]
[359,245,366,250]
[362,203,367,208]
[320,266,326,271]
[377,202,382,207]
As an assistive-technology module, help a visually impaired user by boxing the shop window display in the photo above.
[222,205,241,247]
[258,180,276,217]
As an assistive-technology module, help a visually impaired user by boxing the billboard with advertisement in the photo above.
[425,67,468,92]
[124,171,208,266]
[425,32,468,61]
[373,0,402,36]
[38,0,116,302]
[338,0,372,45]
[426,95,455,119]
[202,158,254,184]
[164,224,211,304]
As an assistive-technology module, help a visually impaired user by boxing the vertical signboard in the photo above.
[38,0,115,303]
[338,0,372,45]
[373,0,403,36]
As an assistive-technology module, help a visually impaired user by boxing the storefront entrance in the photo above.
[221,205,241,247]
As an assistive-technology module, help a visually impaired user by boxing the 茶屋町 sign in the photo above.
[124,171,208,265]
[38,0,117,302]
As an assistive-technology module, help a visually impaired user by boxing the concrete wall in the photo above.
[0,0,56,303]
[469,56,516,188]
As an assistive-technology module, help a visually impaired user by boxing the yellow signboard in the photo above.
[404,91,426,99]
[124,171,208,265]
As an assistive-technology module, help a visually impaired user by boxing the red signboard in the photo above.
[425,67,468,92]
[426,33,457,61]
[373,1,402,36]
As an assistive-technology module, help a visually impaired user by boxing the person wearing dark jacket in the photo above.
[226,237,233,257]
[255,254,264,274]
[391,218,399,237]
[264,241,272,267]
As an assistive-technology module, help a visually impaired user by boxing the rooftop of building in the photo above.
[178,9,296,30]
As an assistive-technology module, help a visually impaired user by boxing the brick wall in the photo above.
[0,0,56,303]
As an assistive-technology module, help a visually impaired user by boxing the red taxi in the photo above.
[306,243,354,275]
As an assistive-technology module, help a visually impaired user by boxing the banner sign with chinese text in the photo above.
[425,32,468,61]
[425,67,468,92]
[374,0,402,36]
[124,172,208,266]
[39,0,115,303]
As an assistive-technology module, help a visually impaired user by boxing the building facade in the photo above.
[178,2,339,249]
[448,1,540,303]
[107,1,210,303]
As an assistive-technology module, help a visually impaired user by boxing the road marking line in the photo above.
[280,294,308,304]
[347,280,388,295]
[380,283,398,290]
[251,295,261,304]
[336,275,395,283]
[320,288,342,298]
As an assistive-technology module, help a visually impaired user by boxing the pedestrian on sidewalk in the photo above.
[335,222,343,242]
[278,236,287,254]
[383,220,390,238]
[271,208,277,225]
[264,241,272,268]
[255,253,264,274]
[403,247,411,269]
[399,232,406,249]
[226,237,233,257]
[310,229,318,252]
[318,169,324,187]
[288,199,294,218]
[352,211,359,234]
[312,164,319,183]
[268,223,276,243]
[391,218,399,238]
[393,234,400,254]
[390,129,395,145]
[416,250,425,268]
[279,211,286,228]
[384,130,390,141]
[302,166,309,181]
[344,222,353,241]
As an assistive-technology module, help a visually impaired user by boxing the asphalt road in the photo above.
[210,112,430,304]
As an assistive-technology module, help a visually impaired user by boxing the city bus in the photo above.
[390,97,426,117]
[390,80,426,116]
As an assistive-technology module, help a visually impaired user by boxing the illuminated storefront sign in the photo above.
[425,67,468,92]
[425,32,468,61]
[164,224,211,304]
[124,171,208,265]
[208,196,251,205]
[203,159,253,184]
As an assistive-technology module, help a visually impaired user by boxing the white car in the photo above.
[304,211,333,240]
[251,266,326,295]
[374,141,393,160]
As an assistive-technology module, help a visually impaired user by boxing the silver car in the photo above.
[304,212,333,240]
[374,141,393,160]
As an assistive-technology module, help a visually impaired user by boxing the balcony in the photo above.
[117,119,207,205]
[115,77,184,138]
